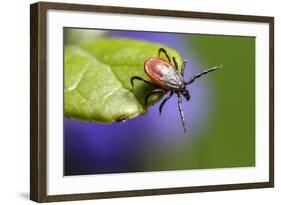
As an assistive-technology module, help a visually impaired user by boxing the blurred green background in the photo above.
[143,35,256,170]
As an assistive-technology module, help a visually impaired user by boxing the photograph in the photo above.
[63,28,255,176]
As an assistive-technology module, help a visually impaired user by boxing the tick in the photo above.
[130,47,221,135]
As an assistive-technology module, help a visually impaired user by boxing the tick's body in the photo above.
[130,48,221,135]
[144,57,185,91]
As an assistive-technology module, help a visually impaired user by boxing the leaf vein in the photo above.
[77,47,144,112]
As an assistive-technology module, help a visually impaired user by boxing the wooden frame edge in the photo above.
[269,17,274,188]
[40,181,273,202]
[37,1,274,22]
[30,2,39,202]
[30,2,48,202]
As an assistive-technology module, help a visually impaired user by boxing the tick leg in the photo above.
[186,65,222,85]
[181,60,187,77]
[158,48,171,63]
[130,76,155,88]
[145,89,166,107]
[159,91,174,115]
[173,57,187,76]
[172,57,179,71]
[177,94,188,135]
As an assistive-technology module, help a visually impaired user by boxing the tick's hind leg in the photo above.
[159,91,174,115]
[130,76,155,88]
[158,48,171,63]
[144,89,166,107]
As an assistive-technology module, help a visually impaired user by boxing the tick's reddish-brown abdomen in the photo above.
[144,57,175,90]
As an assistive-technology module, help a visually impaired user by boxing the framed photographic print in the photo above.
[30,1,274,202]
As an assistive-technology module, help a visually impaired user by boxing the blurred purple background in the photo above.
[64,30,213,175]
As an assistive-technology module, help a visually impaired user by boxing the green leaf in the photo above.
[64,38,183,123]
